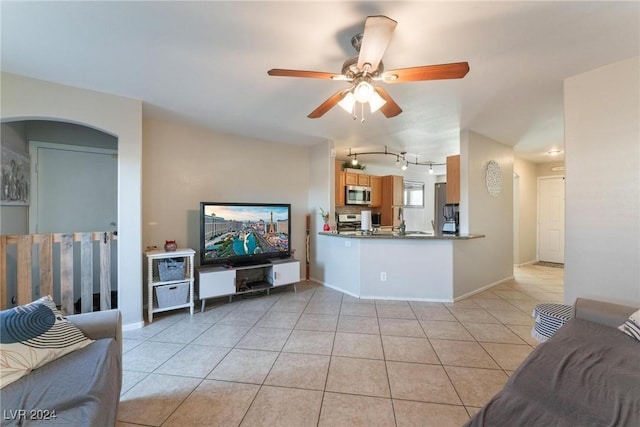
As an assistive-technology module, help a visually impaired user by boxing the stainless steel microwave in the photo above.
[346,185,371,205]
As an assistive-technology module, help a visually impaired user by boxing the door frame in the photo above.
[536,175,565,263]
[29,140,117,233]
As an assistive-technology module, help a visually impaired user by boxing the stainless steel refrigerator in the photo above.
[434,182,447,233]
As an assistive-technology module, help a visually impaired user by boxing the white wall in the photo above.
[564,57,640,306]
[307,141,332,283]
[455,130,514,297]
[1,72,144,327]
[513,157,538,265]
[142,118,310,277]
[316,235,362,297]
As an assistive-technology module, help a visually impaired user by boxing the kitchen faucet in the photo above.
[393,205,406,235]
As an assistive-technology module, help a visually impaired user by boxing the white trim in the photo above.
[314,278,455,303]
[536,175,565,263]
[28,140,117,233]
[122,321,145,331]
[453,276,514,301]
[515,259,538,267]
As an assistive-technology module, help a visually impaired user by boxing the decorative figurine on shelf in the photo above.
[164,240,178,252]
[319,208,331,231]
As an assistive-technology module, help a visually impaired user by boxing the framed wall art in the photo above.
[1,144,30,205]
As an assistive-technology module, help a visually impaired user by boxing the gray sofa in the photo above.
[466,298,639,426]
[1,309,122,426]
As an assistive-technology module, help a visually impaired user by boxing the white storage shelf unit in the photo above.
[197,258,300,312]
[146,248,195,322]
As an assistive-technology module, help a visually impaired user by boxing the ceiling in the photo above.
[2,1,638,169]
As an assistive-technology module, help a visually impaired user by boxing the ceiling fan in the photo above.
[267,15,470,119]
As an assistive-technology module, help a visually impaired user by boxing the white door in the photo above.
[30,142,117,233]
[538,176,565,263]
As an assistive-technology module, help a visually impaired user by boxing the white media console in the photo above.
[197,258,300,311]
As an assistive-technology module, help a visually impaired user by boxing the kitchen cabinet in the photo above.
[380,175,404,227]
[345,172,358,186]
[335,161,345,207]
[370,175,382,207]
[345,171,371,187]
[357,174,370,186]
[446,155,460,203]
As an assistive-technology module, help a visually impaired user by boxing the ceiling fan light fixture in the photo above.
[351,155,359,166]
[368,91,387,113]
[338,92,356,113]
[353,80,374,103]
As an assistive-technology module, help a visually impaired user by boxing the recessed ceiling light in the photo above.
[547,149,562,156]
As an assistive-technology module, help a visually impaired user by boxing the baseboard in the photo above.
[319,281,360,299]
[307,277,454,303]
[515,260,537,267]
[454,276,514,302]
[122,320,145,331]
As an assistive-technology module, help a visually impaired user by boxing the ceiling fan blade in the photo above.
[357,15,397,73]
[383,62,470,83]
[267,69,341,79]
[374,87,402,118]
[308,90,348,118]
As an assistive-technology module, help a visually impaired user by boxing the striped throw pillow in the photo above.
[0,295,94,388]
[618,309,640,342]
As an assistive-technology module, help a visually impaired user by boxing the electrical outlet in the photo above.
[380,272,387,281]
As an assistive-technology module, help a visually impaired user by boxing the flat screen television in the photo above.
[200,202,291,267]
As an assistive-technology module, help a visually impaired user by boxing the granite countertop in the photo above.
[318,231,485,240]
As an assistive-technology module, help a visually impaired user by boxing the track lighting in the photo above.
[346,147,447,171]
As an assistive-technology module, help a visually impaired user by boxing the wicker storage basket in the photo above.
[158,258,185,281]
[155,282,188,308]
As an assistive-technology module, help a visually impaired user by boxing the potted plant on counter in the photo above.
[319,208,331,231]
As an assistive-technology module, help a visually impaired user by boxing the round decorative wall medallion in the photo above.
[485,160,502,197]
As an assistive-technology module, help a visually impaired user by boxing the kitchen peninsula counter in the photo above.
[319,231,485,240]
[316,231,488,302]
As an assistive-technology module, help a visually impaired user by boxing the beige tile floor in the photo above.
[117,264,563,427]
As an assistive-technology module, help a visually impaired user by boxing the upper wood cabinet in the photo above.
[380,175,404,226]
[345,171,371,187]
[335,160,345,207]
[446,155,460,204]
[336,172,345,206]
[357,174,370,187]
[345,172,358,186]
[369,176,382,207]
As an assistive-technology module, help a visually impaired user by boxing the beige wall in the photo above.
[455,130,514,297]
[564,57,640,306]
[1,72,144,327]
[142,118,311,275]
[513,157,538,265]
[536,161,564,177]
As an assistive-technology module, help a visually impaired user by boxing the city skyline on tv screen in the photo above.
[202,204,290,263]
